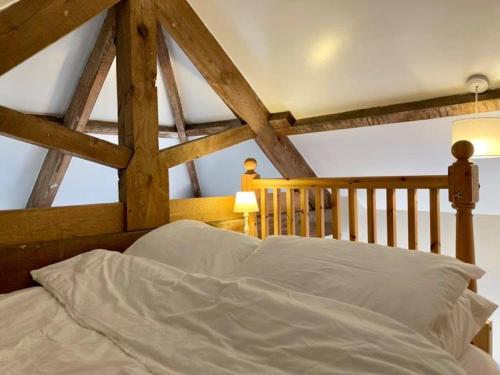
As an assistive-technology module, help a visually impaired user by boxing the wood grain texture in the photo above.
[272,188,282,235]
[386,189,397,247]
[252,176,448,190]
[0,230,148,294]
[448,141,480,292]
[0,0,119,76]
[159,126,255,167]
[0,203,124,246]
[429,189,441,254]
[315,187,325,237]
[260,189,269,239]
[27,11,116,208]
[367,188,377,244]
[299,188,310,236]
[348,188,358,241]
[169,196,242,223]
[115,0,168,230]
[279,89,500,136]
[331,188,341,240]
[286,188,296,235]
[407,188,418,250]
[0,106,131,168]
[157,24,201,197]
[156,0,316,180]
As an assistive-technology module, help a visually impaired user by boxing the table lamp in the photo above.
[233,191,259,235]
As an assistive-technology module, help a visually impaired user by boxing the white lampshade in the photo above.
[452,118,500,158]
[233,191,259,213]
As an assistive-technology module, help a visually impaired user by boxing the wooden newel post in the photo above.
[448,140,479,292]
[241,158,260,237]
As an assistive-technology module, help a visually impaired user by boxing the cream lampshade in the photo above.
[234,191,259,235]
[452,118,500,158]
[452,75,500,158]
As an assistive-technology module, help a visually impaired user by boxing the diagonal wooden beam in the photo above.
[157,23,202,197]
[156,0,317,181]
[0,0,119,76]
[27,11,116,208]
[159,126,256,168]
[0,106,131,168]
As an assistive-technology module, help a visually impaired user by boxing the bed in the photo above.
[0,141,498,374]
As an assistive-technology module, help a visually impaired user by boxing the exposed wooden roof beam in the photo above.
[277,89,500,136]
[157,23,201,197]
[115,0,168,230]
[156,0,317,180]
[0,0,119,76]
[27,11,116,208]
[159,126,256,168]
[0,106,131,168]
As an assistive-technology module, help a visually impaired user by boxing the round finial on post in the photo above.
[451,140,474,162]
[244,158,257,174]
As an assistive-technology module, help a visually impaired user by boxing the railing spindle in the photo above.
[300,188,310,237]
[260,188,268,239]
[315,187,325,237]
[386,188,397,247]
[367,188,377,243]
[348,188,358,241]
[429,188,441,254]
[272,188,282,235]
[331,188,341,239]
[286,188,295,235]
[407,188,418,250]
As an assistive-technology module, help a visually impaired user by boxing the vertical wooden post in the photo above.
[315,186,325,237]
[367,188,377,244]
[407,188,418,250]
[448,140,479,292]
[429,189,441,254]
[115,0,168,230]
[241,158,259,236]
[286,188,296,235]
[386,189,397,247]
[348,188,358,241]
[272,188,282,235]
[300,188,310,237]
[331,188,341,239]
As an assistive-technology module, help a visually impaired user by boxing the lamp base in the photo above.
[243,212,250,235]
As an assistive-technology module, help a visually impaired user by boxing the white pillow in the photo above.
[125,220,261,277]
[439,290,497,358]
[229,236,484,344]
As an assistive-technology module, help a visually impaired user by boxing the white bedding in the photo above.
[0,287,149,374]
[12,249,468,374]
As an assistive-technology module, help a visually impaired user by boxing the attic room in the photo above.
[1,0,499,373]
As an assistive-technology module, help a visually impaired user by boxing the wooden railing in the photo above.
[241,141,480,289]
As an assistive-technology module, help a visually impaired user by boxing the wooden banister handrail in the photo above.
[250,176,448,190]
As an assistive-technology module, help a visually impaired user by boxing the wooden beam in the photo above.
[157,23,201,197]
[116,0,168,230]
[83,112,291,137]
[27,11,116,208]
[159,125,255,168]
[0,106,131,168]
[278,89,500,136]
[156,0,316,180]
[0,203,124,246]
[0,230,148,294]
[0,0,119,76]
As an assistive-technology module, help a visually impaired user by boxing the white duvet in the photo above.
[0,249,471,374]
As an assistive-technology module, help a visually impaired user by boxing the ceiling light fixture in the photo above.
[452,74,500,158]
